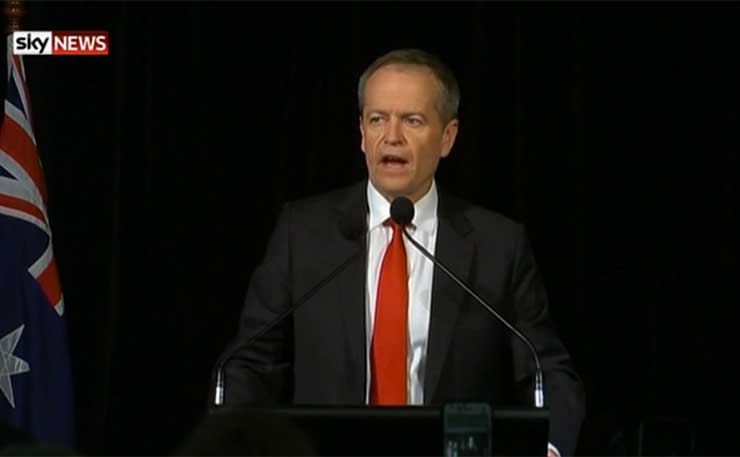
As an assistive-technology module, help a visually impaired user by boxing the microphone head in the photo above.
[390,197,415,226]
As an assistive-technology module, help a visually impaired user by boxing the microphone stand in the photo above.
[401,226,544,409]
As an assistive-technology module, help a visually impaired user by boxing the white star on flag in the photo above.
[0,325,30,408]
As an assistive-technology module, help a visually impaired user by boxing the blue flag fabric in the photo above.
[0,40,75,448]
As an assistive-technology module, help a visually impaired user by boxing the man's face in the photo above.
[360,65,458,203]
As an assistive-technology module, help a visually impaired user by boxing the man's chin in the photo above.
[371,181,411,202]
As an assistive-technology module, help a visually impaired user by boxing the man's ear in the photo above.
[440,119,459,158]
[359,115,366,154]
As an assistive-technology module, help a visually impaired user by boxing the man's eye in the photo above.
[406,117,423,126]
[368,116,382,124]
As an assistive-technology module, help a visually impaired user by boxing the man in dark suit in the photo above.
[218,49,585,456]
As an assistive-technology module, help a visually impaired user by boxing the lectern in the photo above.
[189,405,549,456]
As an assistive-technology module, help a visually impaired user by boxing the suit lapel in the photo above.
[424,191,474,403]
[334,181,369,401]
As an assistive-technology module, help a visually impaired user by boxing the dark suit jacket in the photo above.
[221,180,586,455]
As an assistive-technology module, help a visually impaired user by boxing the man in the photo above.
[217,49,585,456]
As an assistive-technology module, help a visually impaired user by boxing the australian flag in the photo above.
[0,40,75,448]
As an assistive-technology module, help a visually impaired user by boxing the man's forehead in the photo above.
[364,67,438,102]
[360,63,445,122]
[362,100,433,116]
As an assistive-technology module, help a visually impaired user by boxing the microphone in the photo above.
[389,196,545,409]
[212,212,366,407]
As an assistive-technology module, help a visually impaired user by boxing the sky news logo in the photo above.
[12,31,109,56]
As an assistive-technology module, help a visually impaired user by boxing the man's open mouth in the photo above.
[380,155,408,165]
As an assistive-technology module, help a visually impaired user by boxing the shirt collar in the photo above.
[366,180,438,233]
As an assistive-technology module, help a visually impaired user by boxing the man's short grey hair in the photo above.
[357,49,460,124]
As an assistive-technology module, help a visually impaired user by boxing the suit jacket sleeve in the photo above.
[219,203,294,406]
[509,225,586,456]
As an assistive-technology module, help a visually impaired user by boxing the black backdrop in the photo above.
[5,1,739,455]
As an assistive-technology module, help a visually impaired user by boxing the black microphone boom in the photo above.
[389,196,545,409]
[212,213,365,407]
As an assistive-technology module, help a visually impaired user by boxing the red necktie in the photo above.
[370,219,408,405]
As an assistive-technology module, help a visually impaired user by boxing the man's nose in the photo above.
[383,118,404,145]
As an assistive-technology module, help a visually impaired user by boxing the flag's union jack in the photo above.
[0,48,64,316]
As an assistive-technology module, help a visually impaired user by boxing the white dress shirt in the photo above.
[365,180,438,405]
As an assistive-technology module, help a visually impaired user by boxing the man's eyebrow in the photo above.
[364,110,426,118]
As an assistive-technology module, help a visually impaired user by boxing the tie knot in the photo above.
[383,218,400,231]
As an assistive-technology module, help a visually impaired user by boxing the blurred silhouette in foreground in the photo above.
[174,409,317,456]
